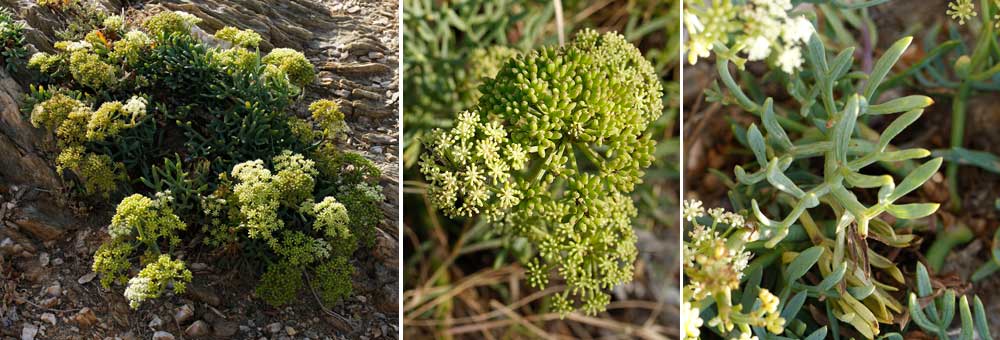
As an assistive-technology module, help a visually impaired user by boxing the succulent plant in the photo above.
[419,29,662,316]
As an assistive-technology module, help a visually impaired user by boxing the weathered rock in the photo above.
[40,312,56,326]
[186,285,220,306]
[319,62,393,76]
[11,203,72,241]
[78,272,96,284]
[266,322,282,333]
[152,331,175,340]
[148,315,164,329]
[21,323,38,340]
[174,304,194,324]
[285,326,297,336]
[212,320,239,338]
[185,320,211,337]
[43,281,60,297]
[72,307,98,328]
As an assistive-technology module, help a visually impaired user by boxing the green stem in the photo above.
[972,261,1000,282]
[947,82,971,211]
[926,224,973,272]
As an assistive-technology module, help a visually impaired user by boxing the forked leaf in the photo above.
[941,290,956,329]
[974,296,993,340]
[885,203,938,219]
[909,293,938,331]
[829,48,855,81]
[767,159,806,198]
[833,95,859,164]
[867,96,933,115]
[879,148,931,162]
[786,246,824,282]
[762,98,793,150]
[878,109,923,151]
[864,36,913,100]
[819,262,848,292]
[780,291,807,322]
[747,123,768,168]
[960,295,973,340]
[916,262,932,297]
[888,157,943,202]
[802,327,828,340]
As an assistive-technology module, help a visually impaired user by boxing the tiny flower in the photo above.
[948,0,977,25]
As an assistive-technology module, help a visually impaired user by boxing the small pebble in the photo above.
[21,323,38,340]
[40,313,56,326]
[152,331,175,340]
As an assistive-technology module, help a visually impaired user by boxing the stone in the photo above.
[285,326,297,336]
[72,307,98,328]
[213,320,239,337]
[21,323,38,340]
[40,313,56,326]
[152,331,175,340]
[39,296,58,308]
[38,252,49,266]
[51,257,63,266]
[186,285,220,306]
[44,281,60,297]
[148,315,163,329]
[185,320,211,337]
[174,304,194,324]
[119,331,136,340]
[11,204,71,241]
[266,322,282,333]
[78,272,96,284]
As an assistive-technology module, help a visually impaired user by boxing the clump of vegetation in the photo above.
[0,7,28,73]
[419,29,662,316]
[682,1,996,338]
[24,10,383,309]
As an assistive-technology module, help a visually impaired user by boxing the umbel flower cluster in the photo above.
[684,0,814,73]
[24,10,384,309]
[682,200,784,340]
[419,29,662,315]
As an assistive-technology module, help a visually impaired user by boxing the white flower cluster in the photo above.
[123,96,147,118]
[65,40,93,51]
[685,0,814,73]
[123,276,155,308]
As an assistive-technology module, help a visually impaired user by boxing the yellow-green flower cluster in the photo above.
[683,200,783,339]
[92,238,134,287]
[419,111,525,220]
[103,15,125,31]
[273,150,319,206]
[309,99,347,140]
[420,30,661,316]
[948,0,978,24]
[110,31,151,63]
[231,159,284,240]
[123,255,192,309]
[214,26,263,48]
[30,94,146,196]
[143,10,201,37]
[262,48,315,87]
[109,192,187,247]
[685,0,814,73]
[310,196,351,239]
[68,49,117,89]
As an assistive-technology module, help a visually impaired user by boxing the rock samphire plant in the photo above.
[418,29,662,316]
[25,10,384,308]
[684,29,994,339]
[0,7,28,73]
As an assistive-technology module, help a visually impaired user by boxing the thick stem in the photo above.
[947,82,971,211]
